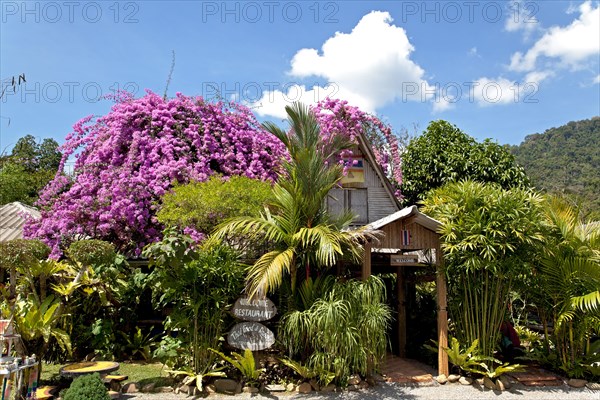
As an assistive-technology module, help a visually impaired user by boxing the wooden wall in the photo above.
[335,147,398,223]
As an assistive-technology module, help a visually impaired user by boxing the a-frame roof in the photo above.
[355,132,401,211]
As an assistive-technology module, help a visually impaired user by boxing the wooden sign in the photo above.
[227,322,275,351]
[232,297,277,321]
[391,254,419,265]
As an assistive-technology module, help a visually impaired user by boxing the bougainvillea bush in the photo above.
[312,98,404,195]
[25,91,286,257]
[25,93,403,257]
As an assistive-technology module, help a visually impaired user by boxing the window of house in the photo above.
[327,188,368,224]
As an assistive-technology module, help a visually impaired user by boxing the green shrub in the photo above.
[63,373,110,400]
[67,240,116,268]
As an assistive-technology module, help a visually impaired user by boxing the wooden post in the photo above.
[436,246,449,376]
[397,266,406,357]
[362,241,371,281]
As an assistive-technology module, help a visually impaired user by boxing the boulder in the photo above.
[483,377,496,390]
[214,379,239,395]
[265,384,286,392]
[243,386,259,393]
[436,374,448,384]
[140,382,156,393]
[448,374,460,383]
[205,384,216,393]
[321,384,336,392]
[499,375,512,390]
[368,372,386,382]
[157,386,173,393]
[309,379,320,391]
[358,381,369,389]
[567,378,588,388]
[347,384,360,391]
[348,374,361,385]
[586,382,600,390]
[298,382,312,393]
[121,383,139,393]
[458,376,473,386]
[285,383,296,392]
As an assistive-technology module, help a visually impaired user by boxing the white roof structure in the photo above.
[0,202,41,242]
[365,205,442,233]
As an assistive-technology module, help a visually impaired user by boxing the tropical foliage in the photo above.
[24,92,286,257]
[401,120,529,205]
[0,135,61,206]
[210,102,371,298]
[511,117,600,217]
[422,181,544,368]
[525,196,600,377]
[279,276,391,385]
[142,231,245,376]
[157,175,272,241]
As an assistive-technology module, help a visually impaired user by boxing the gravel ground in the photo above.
[123,382,600,400]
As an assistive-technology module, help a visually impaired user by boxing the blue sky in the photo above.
[1,0,599,154]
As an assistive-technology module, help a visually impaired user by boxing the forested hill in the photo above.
[510,117,600,215]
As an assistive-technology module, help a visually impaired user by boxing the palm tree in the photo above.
[533,196,600,374]
[210,102,371,299]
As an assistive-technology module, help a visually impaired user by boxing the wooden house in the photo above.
[328,134,449,376]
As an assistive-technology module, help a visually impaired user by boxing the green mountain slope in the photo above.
[510,117,600,214]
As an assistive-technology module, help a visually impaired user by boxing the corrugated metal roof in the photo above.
[0,202,41,241]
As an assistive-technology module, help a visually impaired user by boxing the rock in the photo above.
[121,383,139,393]
[483,377,496,390]
[358,381,369,389]
[567,378,588,388]
[309,379,320,391]
[214,379,239,395]
[368,372,386,382]
[298,382,312,393]
[347,384,360,391]
[265,384,286,392]
[436,374,448,384]
[458,376,473,386]
[586,382,600,390]
[157,386,173,393]
[321,384,336,392]
[109,381,122,392]
[499,375,512,390]
[495,379,506,391]
[285,383,295,392]
[243,386,259,393]
[205,384,216,393]
[448,374,460,383]
[140,383,156,393]
[348,374,361,385]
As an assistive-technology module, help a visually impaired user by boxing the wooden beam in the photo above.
[397,267,407,357]
[362,241,372,281]
[436,246,449,376]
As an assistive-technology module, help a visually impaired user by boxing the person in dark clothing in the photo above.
[500,321,523,362]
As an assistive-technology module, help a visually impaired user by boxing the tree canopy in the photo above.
[400,120,529,205]
[510,117,600,217]
[0,135,61,205]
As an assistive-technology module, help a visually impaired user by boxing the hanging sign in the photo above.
[227,322,275,351]
[231,297,277,322]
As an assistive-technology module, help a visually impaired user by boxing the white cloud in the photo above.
[505,0,540,35]
[472,77,520,107]
[432,95,455,113]
[468,47,479,57]
[524,70,554,84]
[594,74,600,84]
[250,11,437,116]
[509,1,600,72]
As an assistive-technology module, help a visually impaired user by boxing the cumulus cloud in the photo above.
[509,1,599,72]
[504,0,540,35]
[471,77,521,107]
[251,11,436,117]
